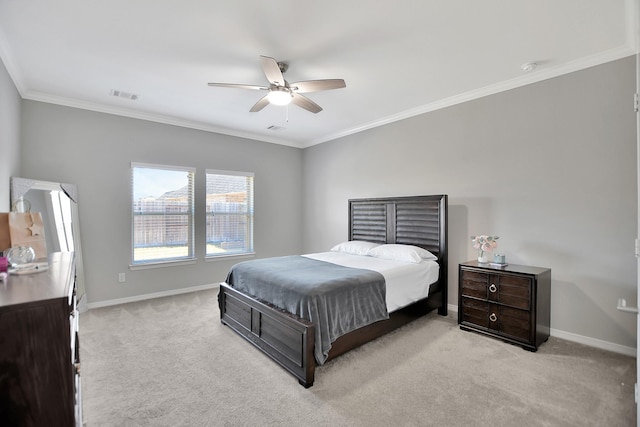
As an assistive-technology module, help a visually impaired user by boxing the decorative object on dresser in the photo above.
[218,194,448,387]
[0,252,82,426]
[470,235,499,263]
[458,260,551,351]
[5,245,36,267]
[7,212,48,258]
[491,252,507,266]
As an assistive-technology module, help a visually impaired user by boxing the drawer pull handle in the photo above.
[489,284,497,293]
[489,313,497,322]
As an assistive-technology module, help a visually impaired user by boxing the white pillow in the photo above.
[367,244,437,263]
[331,240,380,256]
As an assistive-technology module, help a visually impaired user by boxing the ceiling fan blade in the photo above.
[249,95,271,112]
[260,55,285,86]
[207,83,267,91]
[291,93,322,113]
[290,79,346,93]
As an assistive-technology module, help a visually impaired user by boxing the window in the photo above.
[131,163,195,265]
[206,170,254,257]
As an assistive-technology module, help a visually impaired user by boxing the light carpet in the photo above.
[79,287,636,426]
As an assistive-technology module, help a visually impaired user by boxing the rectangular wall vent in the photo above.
[111,89,139,101]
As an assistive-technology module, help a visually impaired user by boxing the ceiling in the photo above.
[0,1,636,148]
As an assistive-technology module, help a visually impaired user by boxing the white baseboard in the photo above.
[88,291,636,357]
[446,304,636,357]
[86,283,220,309]
[549,328,636,357]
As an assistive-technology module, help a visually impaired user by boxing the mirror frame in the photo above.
[10,177,86,311]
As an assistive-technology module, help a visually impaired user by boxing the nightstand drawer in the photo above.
[460,269,531,310]
[461,298,531,342]
[460,270,488,299]
[490,274,531,310]
[490,303,531,342]
[460,297,489,327]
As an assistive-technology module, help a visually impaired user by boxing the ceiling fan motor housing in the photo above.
[277,62,289,74]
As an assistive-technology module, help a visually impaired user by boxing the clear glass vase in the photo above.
[477,250,488,263]
[7,246,35,266]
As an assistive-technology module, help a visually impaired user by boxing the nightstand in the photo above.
[458,261,551,351]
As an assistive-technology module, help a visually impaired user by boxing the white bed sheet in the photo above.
[302,252,439,313]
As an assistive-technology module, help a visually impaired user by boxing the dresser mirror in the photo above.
[10,177,86,310]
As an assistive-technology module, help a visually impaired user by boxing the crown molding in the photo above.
[22,91,303,148]
[17,42,637,151]
[2,8,636,151]
[303,45,636,148]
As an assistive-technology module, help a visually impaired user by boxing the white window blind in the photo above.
[206,169,254,257]
[131,163,195,265]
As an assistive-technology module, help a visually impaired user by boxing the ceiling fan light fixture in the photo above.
[267,88,292,106]
[208,56,344,113]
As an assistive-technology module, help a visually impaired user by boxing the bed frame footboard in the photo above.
[218,282,316,387]
[218,280,446,388]
[217,194,447,387]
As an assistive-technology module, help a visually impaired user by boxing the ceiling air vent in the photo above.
[267,125,285,131]
[110,89,139,101]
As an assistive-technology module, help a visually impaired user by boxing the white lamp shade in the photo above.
[267,89,292,106]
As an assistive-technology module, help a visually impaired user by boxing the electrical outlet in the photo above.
[118,272,126,283]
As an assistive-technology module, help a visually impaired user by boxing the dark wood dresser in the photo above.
[0,252,81,426]
[458,260,551,351]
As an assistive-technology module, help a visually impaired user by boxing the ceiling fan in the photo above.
[207,55,346,114]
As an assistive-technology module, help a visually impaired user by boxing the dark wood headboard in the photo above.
[348,194,448,290]
[349,195,447,257]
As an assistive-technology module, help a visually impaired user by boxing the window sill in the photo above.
[205,252,255,262]
[129,258,197,270]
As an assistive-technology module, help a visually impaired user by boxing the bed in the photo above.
[218,194,448,387]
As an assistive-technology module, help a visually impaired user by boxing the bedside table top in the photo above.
[460,260,550,276]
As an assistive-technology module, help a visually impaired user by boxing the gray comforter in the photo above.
[225,255,389,364]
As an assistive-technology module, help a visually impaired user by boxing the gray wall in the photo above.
[302,56,637,350]
[6,54,638,351]
[0,58,21,210]
[20,102,303,303]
